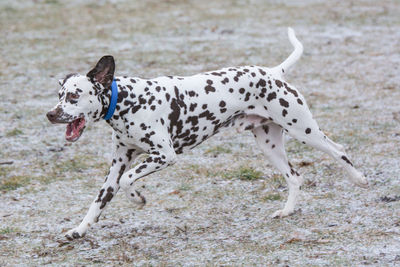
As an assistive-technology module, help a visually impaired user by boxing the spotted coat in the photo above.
[46,28,368,240]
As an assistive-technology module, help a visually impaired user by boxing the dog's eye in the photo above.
[66,92,80,102]
[70,93,79,99]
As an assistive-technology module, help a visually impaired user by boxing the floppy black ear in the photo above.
[87,55,115,89]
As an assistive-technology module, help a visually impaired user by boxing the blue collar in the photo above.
[104,80,118,120]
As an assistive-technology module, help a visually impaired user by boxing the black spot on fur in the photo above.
[256,79,266,88]
[245,124,254,130]
[244,92,251,101]
[189,103,197,112]
[341,156,353,166]
[285,85,298,97]
[205,80,216,94]
[267,92,277,102]
[96,189,104,203]
[262,125,269,134]
[279,98,289,108]
[100,186,114,209]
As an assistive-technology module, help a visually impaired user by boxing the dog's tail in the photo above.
[275,27,303,75]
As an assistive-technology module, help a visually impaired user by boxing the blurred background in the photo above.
[0,0,399,265]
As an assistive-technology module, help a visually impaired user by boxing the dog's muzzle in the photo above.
[46,107,63,124]
[46,107,86,142]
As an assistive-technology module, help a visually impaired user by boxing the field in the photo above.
[0,0,399,266]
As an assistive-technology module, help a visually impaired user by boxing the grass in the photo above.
[184,163,224,178]
[0,227,19,235]
[204,145,232,156]
[270,173,286,189]
[0,175,30,191]
[53,155,92,174]
[178,183,192,191]
[6,128,23,137]
[223,166,264,181]
[0,154,104,193]
[262,193,282,201]
[0,0,399,265]
[0,166,11,178]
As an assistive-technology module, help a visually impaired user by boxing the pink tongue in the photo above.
[66,120,80,137]
[72,120,80,135]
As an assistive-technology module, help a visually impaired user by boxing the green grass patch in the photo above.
[223,166,263,181]
[270,173,286,189]
[204,145,232,156]
[0,175,30,191]
[53,155,92,174]
[262,193,282,201]
[185,164,215,177]
[44,0,60,4]
[36,175,58,185]
[0,227,19,234]
[0,166,12,178]
[6,128,23,137]
[178,183,192,191]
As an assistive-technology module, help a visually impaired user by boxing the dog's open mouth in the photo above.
[66,117,86,142]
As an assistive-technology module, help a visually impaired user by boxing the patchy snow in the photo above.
[1,0,400,266]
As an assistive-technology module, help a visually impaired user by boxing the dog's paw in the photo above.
[356,179,368,188]
[351,172,369,188]
[126,189,146,206]
[65,228,86,240]
[271,209,293,218]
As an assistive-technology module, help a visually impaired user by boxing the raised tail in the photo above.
[275,27,303,75]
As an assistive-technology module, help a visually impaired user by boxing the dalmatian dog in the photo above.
[46,28,368,240]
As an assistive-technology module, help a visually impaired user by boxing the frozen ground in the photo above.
[0,0,399,266]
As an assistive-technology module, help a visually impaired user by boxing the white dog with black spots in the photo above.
[47,28,368,240]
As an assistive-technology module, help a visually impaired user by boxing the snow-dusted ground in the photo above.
[1,0,399,265]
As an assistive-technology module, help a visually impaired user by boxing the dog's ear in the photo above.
[87,55,115,89]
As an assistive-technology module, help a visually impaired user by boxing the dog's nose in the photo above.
[46,110,58,122]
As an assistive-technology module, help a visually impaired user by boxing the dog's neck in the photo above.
[97,88,112,122]
[102,76,143,136]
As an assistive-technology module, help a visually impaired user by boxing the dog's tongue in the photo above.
[65,118,85,142]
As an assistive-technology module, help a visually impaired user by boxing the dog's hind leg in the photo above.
[256,81,367,188]
[252,123,304,218]
[65,142,142,240]
[286,121,368,188]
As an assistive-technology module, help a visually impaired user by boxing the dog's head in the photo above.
[46,55,115,142]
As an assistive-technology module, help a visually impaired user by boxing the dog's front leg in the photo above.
[65,145,141,240]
